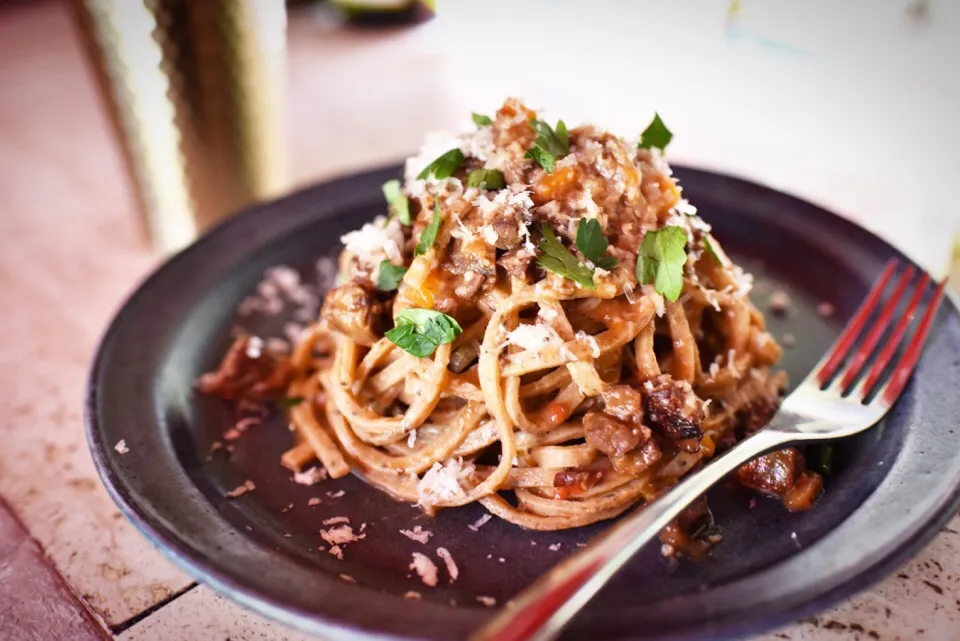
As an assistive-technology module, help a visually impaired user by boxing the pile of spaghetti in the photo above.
[201,99,822,548]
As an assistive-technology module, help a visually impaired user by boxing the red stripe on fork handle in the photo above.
[840,265,916,392]
[882,279,946,404]
[860,272,931,398]
[475,560,603,641]
[817,259,898,386]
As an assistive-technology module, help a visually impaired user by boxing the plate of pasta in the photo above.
[86,100,960,641]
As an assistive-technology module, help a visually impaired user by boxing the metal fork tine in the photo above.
[839,264,916,392]
[816,259,898,386]
[859,272,932,399]
[876,279,947,404]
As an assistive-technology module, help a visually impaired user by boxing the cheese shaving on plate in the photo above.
[399,526,433,544]
[409,552,439,587]
[436,547,459,582]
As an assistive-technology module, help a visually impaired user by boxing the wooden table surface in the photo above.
[1,1,958,640]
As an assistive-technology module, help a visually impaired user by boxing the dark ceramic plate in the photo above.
[86,165,960,641]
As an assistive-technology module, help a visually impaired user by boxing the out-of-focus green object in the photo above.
[70,0,288,254]
[330,0,435,26]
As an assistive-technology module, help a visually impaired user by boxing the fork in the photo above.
[471,259,947,641]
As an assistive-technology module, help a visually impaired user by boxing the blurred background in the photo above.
[0,1,959,640]
[6,0,958,260]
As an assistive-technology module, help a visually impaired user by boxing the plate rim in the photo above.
[85,163,960,641]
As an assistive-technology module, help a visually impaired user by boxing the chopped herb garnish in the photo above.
[525,117,569,173]
[279,396,305,408]
[526,146,556,173]
[472,112,493,126]
[638,112,673,152]
[575,219,619,271]
[636,226,687,301]
[381,179,410,225]
[537,224,595,289]
[416,148,464,180]
[415,200,442,256]
[385,308,463,358]
[376,260,408,291]
[702,234,724,265]
[466,168,505,190]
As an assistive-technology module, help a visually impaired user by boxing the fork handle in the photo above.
[469,428,790,641]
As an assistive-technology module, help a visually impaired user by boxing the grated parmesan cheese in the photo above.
[404,591,422,600]
[245,336,264,359]
[575,331,601,358]
[307,498,321,506]
[320,524,365,546]
[642,285,666,317]
[404,130,465,183]
[730,266,754,297]
[703,288,722,312]
[293,467,327,486]
[477,596,496,607]
[436,547,459,583]
[399,526,433,544]
[114,440,129,455]
[462,125,495,162]
[265,265,300,293]
[328,545,343,560]
[472,193,497,216]
[323,516,350,526]
[339,216,403,268]
[673,198,699,217]
[407,429,418,448]
[409,552,439,587]
[226,480,255,498]
[450,213,477,242]
[548,543,562,551]
[768,290,792,314]
[576,187,601,218]
[316,255,338,289]
[538,306,559,322]
[468,514,492,532]
[480,224,499,245]
[505,324,563,351]
[417,458,474,507]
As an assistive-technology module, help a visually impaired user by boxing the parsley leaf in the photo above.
[638,113,673,152]
[526,146,555,173]
[381,179,410,225]
[385,308,463,358]
[525,117,569,173]
[279,396,305,408]
[376,260,408,291]
[417,148,464,180]
[415,200,442,256]
[575,218,619,270]
[702,234,724,266]
[466,168,505,190]
[472,112,493,126]
[537,224,595,289]
[635,226,688,302]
